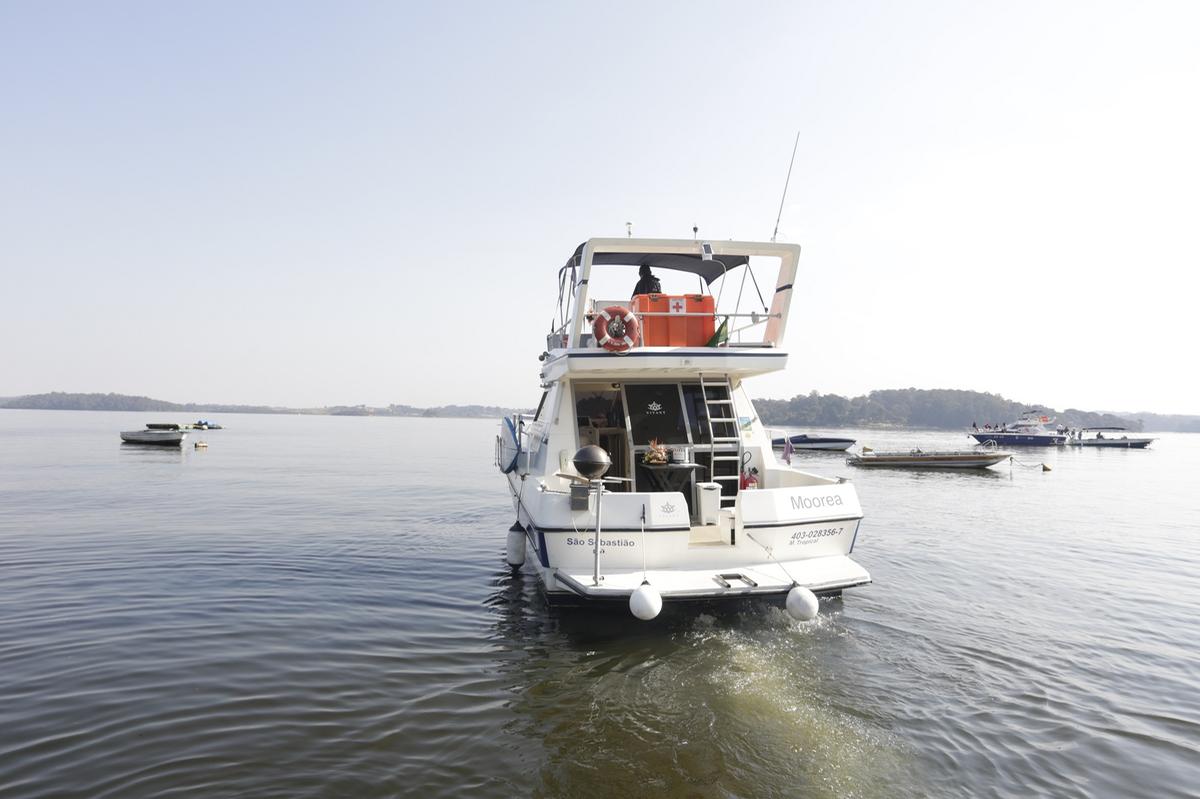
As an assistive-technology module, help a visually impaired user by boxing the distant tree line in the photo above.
[1134,413,1200,433]
[0,392,528,419]
[0,392,191,412]
[5,389,1197,431]
[755,388,1145,431]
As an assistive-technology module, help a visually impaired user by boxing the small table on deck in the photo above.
[641,462,704,495]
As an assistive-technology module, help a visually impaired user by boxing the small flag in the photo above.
[782,436,794,465]
[706,316,729,347]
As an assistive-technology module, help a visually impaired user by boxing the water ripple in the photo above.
[1,414,1198,796]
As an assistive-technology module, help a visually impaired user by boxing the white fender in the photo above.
[629,582,663,621]
[506,528,526,568]
[785,586,819,621]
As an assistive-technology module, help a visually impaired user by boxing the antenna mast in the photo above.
[771,130,801,243]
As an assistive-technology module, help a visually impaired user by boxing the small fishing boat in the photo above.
[1067,427,1155,449]
[193,419,223,430]
[771,433,856,452]
[969,410,1067,446]
[847,447,1012,469]
[120,424,187,446]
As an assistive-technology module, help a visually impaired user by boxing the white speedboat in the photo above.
[772,433,856,451]
[847,448,1012,469]
[120,424,187,446]
[496,238,870,621]
[1067,427,1155,449]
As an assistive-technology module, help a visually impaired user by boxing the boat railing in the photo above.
[495,412,545,473]
[544,298,779,349]
[587,297,777,322]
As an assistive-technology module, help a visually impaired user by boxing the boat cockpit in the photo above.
[572,377,745,523]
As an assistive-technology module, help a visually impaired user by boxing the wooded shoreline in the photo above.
[4,389,1197,432]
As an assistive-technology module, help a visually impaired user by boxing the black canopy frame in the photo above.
[557,244,768,331]
[563,243,749,285]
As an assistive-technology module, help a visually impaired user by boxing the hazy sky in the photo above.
[3,1,1198,414]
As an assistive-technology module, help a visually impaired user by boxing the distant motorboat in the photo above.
[969,410,1067,446]
[771,433,856,452]
[193,420,223,430]
[120,424,187,446]
[847,447,1012,469]
[1067,427,1155,449]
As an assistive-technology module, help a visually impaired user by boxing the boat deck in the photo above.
[552,554,871,600]
[688,524,728,547]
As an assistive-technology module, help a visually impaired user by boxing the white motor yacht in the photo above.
[496,238,870,621]
[969,410,1067,446]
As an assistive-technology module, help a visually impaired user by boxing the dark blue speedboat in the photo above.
[969,410,1066,446]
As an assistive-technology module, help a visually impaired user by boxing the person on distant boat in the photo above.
[1096,431,1104,440]
[632,265,662,297]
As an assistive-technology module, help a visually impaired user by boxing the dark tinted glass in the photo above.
[625,384,688,444]
[681,384,710,444]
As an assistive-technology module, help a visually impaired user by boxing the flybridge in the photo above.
[548,238,801,352]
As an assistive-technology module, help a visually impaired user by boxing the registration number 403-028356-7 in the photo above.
[789,526,845,544]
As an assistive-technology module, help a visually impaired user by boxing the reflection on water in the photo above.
[486,570,922,798]
[118,442,187,461]
[1,411,1198,797]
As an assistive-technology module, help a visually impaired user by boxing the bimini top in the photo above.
[564,242,749,284]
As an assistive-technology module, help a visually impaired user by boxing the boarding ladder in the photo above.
[699,374,742,508]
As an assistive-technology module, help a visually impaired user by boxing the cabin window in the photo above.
[681,384,711,444]
[532,390,549,421]
[624,384,689,445]
[575,385,625,430]
[573,383,630,488]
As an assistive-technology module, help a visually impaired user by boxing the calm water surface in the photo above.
[1,410,1197,798]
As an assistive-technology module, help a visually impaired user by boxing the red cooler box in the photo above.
[632,294,715,346]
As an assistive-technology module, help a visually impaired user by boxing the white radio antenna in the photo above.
[771,130,801,243]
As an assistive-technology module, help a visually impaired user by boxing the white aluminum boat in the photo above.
[1067,427,1155,449]
[847,448,1012,469]
[120,424,187,446]
[496,238,870,621]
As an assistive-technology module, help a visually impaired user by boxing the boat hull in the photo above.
[970,433,1065,446]
[120,431,187,446]
[771,435,856,451]
[848,451,1012,468]
[1074,439,1154,448]
[508,474,869,605]
[543,554,870,605]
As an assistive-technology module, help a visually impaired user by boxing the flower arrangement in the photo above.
[643,439,669,465]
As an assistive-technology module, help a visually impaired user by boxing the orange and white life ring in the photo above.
[593,305,640,353]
